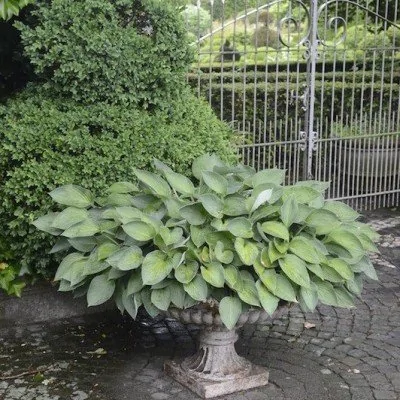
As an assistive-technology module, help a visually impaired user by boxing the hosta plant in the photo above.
[34,154,379,330]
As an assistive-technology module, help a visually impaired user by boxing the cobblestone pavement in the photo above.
[0,208,399,400]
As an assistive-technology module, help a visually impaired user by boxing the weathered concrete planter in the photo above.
[164,305,287,399]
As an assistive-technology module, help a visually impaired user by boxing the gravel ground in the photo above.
[0,207,399,400]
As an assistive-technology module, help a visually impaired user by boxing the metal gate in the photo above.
[184,0,400,210]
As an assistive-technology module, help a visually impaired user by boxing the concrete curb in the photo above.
[0,281,114,327]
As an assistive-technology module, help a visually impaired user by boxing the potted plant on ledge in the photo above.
[34,154,379,399]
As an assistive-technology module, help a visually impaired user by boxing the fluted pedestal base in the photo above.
[164,328,269,398]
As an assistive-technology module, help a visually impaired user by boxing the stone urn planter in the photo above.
[164,305,287,399]
[35,155,379,400]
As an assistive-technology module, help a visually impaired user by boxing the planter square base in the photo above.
[164,360,269,399]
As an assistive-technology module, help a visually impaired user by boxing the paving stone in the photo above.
[373,390,398,399]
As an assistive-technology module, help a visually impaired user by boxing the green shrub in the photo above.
[247,9,275,26]
[0,88,236,277]
[252,26,280,49]
[181,5,211,38]
[34,154,379,328]
[344,25,391,50]
[16,0,193,110]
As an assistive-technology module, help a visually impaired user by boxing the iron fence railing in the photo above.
[184,0,400,210]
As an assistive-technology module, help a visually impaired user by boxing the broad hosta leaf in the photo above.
[50,185,93,208]
[141,288,160,317]
[342,224,379,252]
[201,262,225,288]
[126,270,143,295]
[122,292,141,319]
[293,204,313,224]
[151,286,171,311]
[274,239,289,255]
[268,241,283,263]
[164,198,186,219]
[270,273,297,302]
[259,248,271,268]
[133,169,171,198]
[49,237,71,254]
[131,194,158,210]
[170,282,186,309]
[226,217,253,239]
[105,192,134,206]
[346,274,363,296]
[179,203,207,225]
[314,280,338,306]
[335,287,355,308]
[219,296,242,330]
[106,246,143,271]
[328,258,354,280]
[224,265,240,289]
[153,158,173,174]
[208,233,233,251]
[323,201,360,222]
[321,264,344,282]
[248,189,273,213]
[33,213,62,235]
[87,274,115,307]
[165,171,195,196]
[352,256,378,280]
[183,275,208,301]
[306,209,340,235]
[214,241,234,264]
[141,251,174,285]
[234,238,259,266]
[192,154,224,180]
[108,182,138,194]
[282,185,320,204]
[68,237,97,253]
[199,194,224,218]
[175,260,198,283]
[279,254,310,288]
[123,221,156,241]
[223,195,248,216]
[190,225,212,247]
[55,253,86,281]
[261,221,289,242]
[108,268,127,280]
[51,207,89,230]
[280,196,298,227]
[97,242,119,261]
[300,283,319,311]
[62,219,100,238]
[289,236,320,264]
[202,171,228,195]
[296,180,330,193]
[250,205,280,223]
[115,207,143,223]
[326,229,365,261]
[306,263,325,280]
[249,169,286,187]
[256,280,279,315]
[159,227,183,246]
[353,222,380,241]
[238,280,260,306]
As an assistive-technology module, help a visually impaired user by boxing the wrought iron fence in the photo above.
[184,0,400,210]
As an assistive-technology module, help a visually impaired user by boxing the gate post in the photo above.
[302,0,319,180]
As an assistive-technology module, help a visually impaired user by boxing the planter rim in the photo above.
[165,302,289,330]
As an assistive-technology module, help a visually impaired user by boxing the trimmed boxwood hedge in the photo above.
[0,0,237,277]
